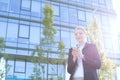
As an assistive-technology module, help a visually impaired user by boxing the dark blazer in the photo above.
[67,43,101,80]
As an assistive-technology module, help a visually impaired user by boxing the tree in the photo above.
[31,3,66,80]
[0,57,10,80]
[87,17,117,80]
[0,38,10,80]
[0,38,5,80]
[0,38,4,52]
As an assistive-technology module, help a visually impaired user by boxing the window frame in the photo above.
[14,60,26,73]
[77,10,86,21]
[98,0,106,5]
[21,0,31,11]
[31,0,41,17]
[53,4,60,17]
[18,24,30,39]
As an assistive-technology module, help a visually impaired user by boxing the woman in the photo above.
[67,26,101,80]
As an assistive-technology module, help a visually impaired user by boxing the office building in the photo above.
[0,0,120,80]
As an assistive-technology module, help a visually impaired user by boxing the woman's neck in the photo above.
[79,39,87,46]
[79,42,85,46]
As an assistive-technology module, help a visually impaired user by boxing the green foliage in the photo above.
[31,3,67,63]
[31,3,67,80]
[0,57,11,80]
[0,38,5,52]
[41,3,67,63]
[58,41,66,58]
[30,65,42,80]
[58,41,65,50]
[42,3,57,45]
[87,17,117,80]
[58,76,63,80]
[49,77,53,80]
[0,38,6,79]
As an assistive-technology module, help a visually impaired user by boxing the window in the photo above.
[5,42,17,53]
[26,62,34,78]
[116,66,120,80]
[0,0,9,11]
[78,10,86,21]
[48,75,57,80]
[7,60,14,78]
[104,37,112,49]
[10,0,20,13]
[14,60,26,79]
[76,0,84,3]
[101,15,109,26]
[48,64,57,74]
[17,43,29,48]
[30,26,40,44]
[31,1,41,17]
[60,6,69,22]
[21,0,31,10]
[40,64,47,79]
[54,26,60,42]
[106,0,113,10]
[19,25,29,38]
[53,5,60,16]
[94,14,101,24]
[41,2,45,17]
[69,8,78,24]
[58,65,65,79]
[85,0,92,5]
[41,27,44,38]
[93,0,98,3]
[118,34,120,51]
[0,22,7,38]
[7,23,18,42]
[15,60,25,73]
[70,31,77,47]
[14,73,25,78]
[86,12,93,24]
[99,0,105,4]
[61,29,70,48]
[92,0,99,6]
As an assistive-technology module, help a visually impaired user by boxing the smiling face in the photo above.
[74,27,87,45]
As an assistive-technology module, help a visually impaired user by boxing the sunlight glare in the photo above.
[112,0,120,33]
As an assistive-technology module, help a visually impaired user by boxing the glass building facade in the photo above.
[0,0,120,80]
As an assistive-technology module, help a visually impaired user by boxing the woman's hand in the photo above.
[72,47,84,61]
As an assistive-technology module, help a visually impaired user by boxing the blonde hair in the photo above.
[74,26,87,34]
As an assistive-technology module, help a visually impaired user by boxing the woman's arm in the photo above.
[83,44,101,69]
[67,48,77,74]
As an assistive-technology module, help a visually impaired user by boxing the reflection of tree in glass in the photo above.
[31,3,66,80]
[87,17,117,80]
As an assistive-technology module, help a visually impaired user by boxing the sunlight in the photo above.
[112,0,120,32]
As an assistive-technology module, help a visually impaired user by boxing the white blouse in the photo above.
[73,44,85,78]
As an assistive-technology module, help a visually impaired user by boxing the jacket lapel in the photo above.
[82,42,89,54]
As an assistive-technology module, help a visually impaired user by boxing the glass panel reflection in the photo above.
[78,10,86,21]
[10,0,20,13]
[31,1,41,17]
[0,0,9,11]
[21,0,30,10]
[15,60,25,73]
[30,26,40,44]
[19,25,29,38]
[0,21,7,38]
[7,23,18,42]
[48,64,57,75]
